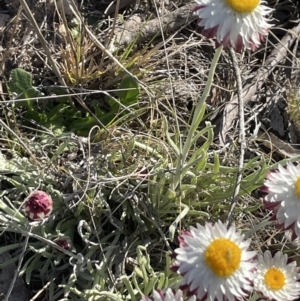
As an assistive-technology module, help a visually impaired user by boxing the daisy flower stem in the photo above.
[172,45,223,192]
[226,47,245,225]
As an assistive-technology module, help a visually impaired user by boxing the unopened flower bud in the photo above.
[23,190,53,220]
[54,237,72,251]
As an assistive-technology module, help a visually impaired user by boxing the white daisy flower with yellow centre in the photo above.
[263,162,300,238]
[141,288,196,301]
[172,221,256,301]
[193,0,273,51]
[254,250,300,301]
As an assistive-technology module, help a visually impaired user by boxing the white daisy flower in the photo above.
[254,250,300,301]
[141,288,196,301]
[263,162,300,238]
[193,0,273,51]
[172,220,256,301]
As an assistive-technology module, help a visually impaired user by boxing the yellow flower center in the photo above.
[204,238,241,277]
[295,177,300,197]
[264,267,285,290]
[225,0,260,13]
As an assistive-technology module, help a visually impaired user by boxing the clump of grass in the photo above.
[59,30,108,87]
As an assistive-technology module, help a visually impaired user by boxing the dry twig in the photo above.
[109,3,197,52]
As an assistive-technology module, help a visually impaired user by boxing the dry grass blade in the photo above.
[19,0,70,100]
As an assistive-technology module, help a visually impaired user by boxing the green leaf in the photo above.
[72,115,98,133]
[47,103,70,122]
[9,68,32,94]
[24,110,48,123]
[24,87,39,101]
[9,68,39,110]
[0,243,25,256]
[213,152,220,173]
[25,254,42,285]
[115,76,139,105]
[0,255,19,268]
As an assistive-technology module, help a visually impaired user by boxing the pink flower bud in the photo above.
[54,237,72,251]
[23,191,53,220]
